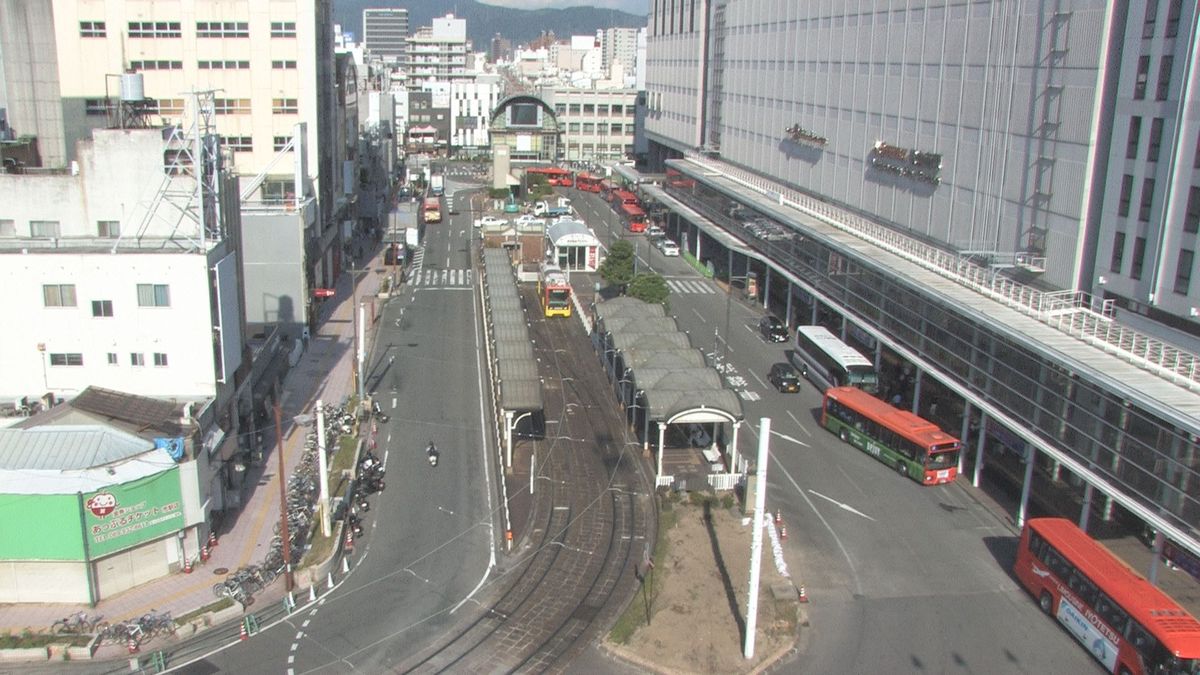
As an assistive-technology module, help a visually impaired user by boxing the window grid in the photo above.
[153,352,169,367]
[130,60,183,71]
[1118,175,1134,217]
[273,136,294,152]
[128,22,181,38]
[1132,236,1148,280]
[30,220,61,238]
[1110,232,1127,273]
[91,299,114,317]
[0,219,15,237]
[1157,56,1174,101]
[1126,117,1142,159]
[271,21,297,38]
[198,60,250,70]
[80,21,107,38]
[107,353,118,365]
[1143,0,1159,39]
[271,60,298,69]
[196,21,249,38]
[1174,249,1194,295]
[1134,55,1150,100]
[1186,186,1200,233]
[1166,0,1182,38]
[1147,118,1164,162]
[1139,178,1156,222]
[50,353,84,367]
[131,353,145,366]
[272,98,299,114]
[137,283,170,307]
[221,136,253,152]
[97,220,120,238]
[44,284,77,307]
[214,98,251,115]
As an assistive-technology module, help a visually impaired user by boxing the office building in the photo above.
[363,7,408,65]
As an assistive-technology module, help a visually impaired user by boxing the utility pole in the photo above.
[744,417,770,660]
[274,401,294,591]
[316,399,330,538]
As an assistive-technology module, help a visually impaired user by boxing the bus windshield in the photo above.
[926,448,959,470]
[547,289,570,306]
[845,365,879,388]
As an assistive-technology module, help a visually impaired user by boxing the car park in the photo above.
[656,238,680,256]
[759,315,789,342]
[767,362,801,393]
[475,215,508,228]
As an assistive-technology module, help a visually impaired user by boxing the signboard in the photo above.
[587,245,597,270]
[82,470,183,558]
[313,288,336,298]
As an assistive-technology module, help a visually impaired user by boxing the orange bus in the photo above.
[525,166,573,187]
[619,203,647,233]
[610,189,640,209]
[575,172,603,193]
[821,386,959,485]
[422,197,441,224]
[1015,517,1200,674]
[598,179,617,198]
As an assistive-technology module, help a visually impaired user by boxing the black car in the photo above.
[759,315,789,342]
[768,362,801,393]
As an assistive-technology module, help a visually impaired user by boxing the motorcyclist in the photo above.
[427,441,439,466]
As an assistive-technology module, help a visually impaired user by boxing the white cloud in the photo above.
[479,0,647,15]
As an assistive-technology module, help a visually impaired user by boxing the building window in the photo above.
[612,104,624,115]
[1166,0,1182,38]
[1195,134,1200,169]
[196,21,249,38]
[1135,55,1151,100]
[1174,249,1194,295]
[149,99,186,116]
[568,104,581,115]
[555,104,566,115]
[137,283,170,307]
[153,352,169,366]
[129,60,183,71]
[198,60,250,69]
[1131,236,1148,280]
[1186,186,1200,233]
[84,99,108,116]
[97,220,120,238]
[1118,175,1135,217]
[91,299,114,317]
[1147,118,1164,162]
[1110,232,1126,273]
[568,123,581,133]
[1157,56,1174,101]
[272,98,299,114]
[131,353,145,366]
[271,60,297,69]
[50,353,84,367]
[611,123,625,135]
[128,22,181,38]
[30,220,61,238]
[80,21,107,38]
[273,136,294,152]
[43,284,77,307]
[583,104,595,114]
[1126,117,1142,159]
[0,219,15,237]
[214,98,251,115]
[582,123,595,134]
[1143,0,1159,38]
[270,21,297,38]
[1139,178,1156,222]
[221,136,253,152]
[107,352,118,365]
[598,104,610,116]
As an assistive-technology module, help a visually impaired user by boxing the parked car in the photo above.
[645,224,665,238]
[513,214,542,227]
[475,215,508,229]
[656,238,680,256]
[767,362,801,393]
[759,315,788,342]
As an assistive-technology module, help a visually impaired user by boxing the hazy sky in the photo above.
[480,0,648,15]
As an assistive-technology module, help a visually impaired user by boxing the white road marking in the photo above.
[770,430,810,448]
[808,489,876,521]
[786,410,813,436]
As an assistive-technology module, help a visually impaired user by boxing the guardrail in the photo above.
[684,154,1200,392]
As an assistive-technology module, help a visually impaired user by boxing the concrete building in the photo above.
[644,0,1200,558]
[601,27,640,82]
[362,7,408,65]
[407,14,470,87]
[451,76,502,156]
[541,87,637,162]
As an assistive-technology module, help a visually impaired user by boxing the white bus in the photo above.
[789,325,879,393]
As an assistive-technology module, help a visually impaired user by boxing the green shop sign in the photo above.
[82,469,183,558]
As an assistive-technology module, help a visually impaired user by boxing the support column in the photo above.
[973,412,989,487]
[911,368,923,416]
[505,410,514,469]
[729,419,741,473]
[810,300,819,325]
[1079,482,1094,532]
[762,267,771,310]
[1017,446,1037,529]
[656,422,665,481]
[785,285,794,328]
[959,401,973,476]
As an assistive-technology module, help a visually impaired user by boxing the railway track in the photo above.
[399,286,652,674]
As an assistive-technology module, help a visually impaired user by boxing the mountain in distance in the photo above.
[334,0,647,50]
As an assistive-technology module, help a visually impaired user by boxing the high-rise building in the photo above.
[407,14,470,87]
[362,8,408,65]
[601,27,639,81]
[644,1,1200,556]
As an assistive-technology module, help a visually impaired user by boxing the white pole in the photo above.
[316,400,331,538]
[356,304,366,401]
[744,417,770,660]
[530,449,536,495]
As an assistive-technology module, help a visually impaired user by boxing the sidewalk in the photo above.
[0,244,386,657]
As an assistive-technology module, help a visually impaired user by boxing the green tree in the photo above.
[599,240,636,287]
[628,272,670,308]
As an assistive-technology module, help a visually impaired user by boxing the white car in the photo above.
[645,224,665,238]
[513,214,542,227]
[475,215,508,228]
[656,238,680,256]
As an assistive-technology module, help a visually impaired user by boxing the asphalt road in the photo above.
[569,188,1101,674]
[193,185,496,674]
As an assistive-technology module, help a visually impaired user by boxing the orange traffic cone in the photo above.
[344,530,354,552]
[127,637,139,653]
[798,585,809,603]
[183,556,193,574]
[200,544,210,561]
[780,523,788,540]
[239,620,249,641]
[208,531,218,548]
[774,509,782,525]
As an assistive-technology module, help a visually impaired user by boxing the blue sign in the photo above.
[154,437,186,462]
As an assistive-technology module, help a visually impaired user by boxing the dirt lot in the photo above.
[607,498,801,674]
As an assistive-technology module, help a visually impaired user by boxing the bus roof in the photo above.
[527,166,570,175]
[612,189,638,200]
[825,387,958,450]
[422,197,440,208]
[796,325,873,369]
[539,261,571,287]
[620,203,646,217]
[1028,517,1200,655]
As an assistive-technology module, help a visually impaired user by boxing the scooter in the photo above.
[371,400,390,424]
[427,442,439,467]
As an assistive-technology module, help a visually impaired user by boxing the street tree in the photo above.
[599,240,636,288]
[628,272,670,308]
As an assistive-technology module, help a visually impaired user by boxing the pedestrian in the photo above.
[891,392,902,407]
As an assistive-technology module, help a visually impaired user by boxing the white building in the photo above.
[451,77,502,155]
[407,14,470,87]
[601,27,640,82]
[540,87,638,162]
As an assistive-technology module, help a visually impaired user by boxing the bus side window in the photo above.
[1127,620,1156,652]
[1028,531,1047,561]
[1094,592,1130,636]
[1067,570,1098,606]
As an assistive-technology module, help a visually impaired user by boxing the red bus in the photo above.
[575,173,603,193]
[821,386,958,485]
[525,166,573,187]
[620,203,647,233]
[422,197,442,224]
[1014,517,1200,674]
[666,167,697,190]
[598,179,616,198]
[610,189,640,209]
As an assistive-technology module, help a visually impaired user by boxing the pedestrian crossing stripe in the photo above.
[739,391,761,401]
[408,268,473,287]
[665,279,716,294]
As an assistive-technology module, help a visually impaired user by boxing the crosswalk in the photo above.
[666,278,717,295]
[407,268,474,288]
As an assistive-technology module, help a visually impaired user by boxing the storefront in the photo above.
[546,219,603,272]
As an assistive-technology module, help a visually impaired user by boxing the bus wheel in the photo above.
[896,462,907,479]
[838,429,849,443]
[1038,592,1053,615]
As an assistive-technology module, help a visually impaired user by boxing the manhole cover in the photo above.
[213,567,229,575]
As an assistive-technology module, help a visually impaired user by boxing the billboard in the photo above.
[82,469,183,558]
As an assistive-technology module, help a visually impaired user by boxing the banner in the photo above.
[82,469,183,558]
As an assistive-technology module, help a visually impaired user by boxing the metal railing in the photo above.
[684,154,1200,392]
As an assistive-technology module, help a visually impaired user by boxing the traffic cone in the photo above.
[797,585,809,603]
[239,620,248,641]
[780,523,788,540]
[208,531,218,548]
[327,572,335,590]
[774,509,782,525]
[308,585,317,602]
[183,556,193,574]
[342,557,350,574]
[127,637,139,654]
[200,544,210,562]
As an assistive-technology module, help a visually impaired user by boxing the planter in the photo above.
[66,639,97,660]
[0,646,48,661]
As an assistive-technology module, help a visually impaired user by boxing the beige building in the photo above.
[539,87,637,162]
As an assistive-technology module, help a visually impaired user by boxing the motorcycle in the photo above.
[371,400,390,424]
[427,442,439,467]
